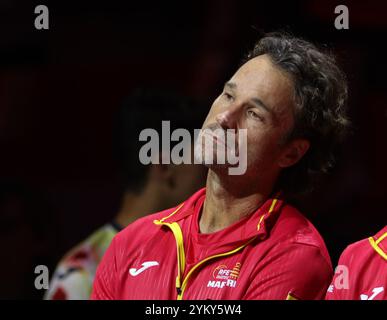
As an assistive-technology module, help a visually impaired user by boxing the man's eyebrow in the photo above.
[224,81,236,90]
[224,81,275,118]
[250,98,272,115]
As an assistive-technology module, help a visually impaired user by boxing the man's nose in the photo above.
[215,104,240,129]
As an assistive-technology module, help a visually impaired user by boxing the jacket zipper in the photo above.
[154,198,278,299]
[176,235,258,300]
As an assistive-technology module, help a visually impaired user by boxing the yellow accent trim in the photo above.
[154,197,279,300]
[153,203,186,294]
[257,215,265,231]
[375,232,387,245]
[168,222,186,276]
[177,236,257,300]
[153,202,185,225]
[257,198,278,231]
[269,198,278,213]
[286,293,298,300]
[369,233,387,261]
[153,221,186,292]
[178,198,278,300]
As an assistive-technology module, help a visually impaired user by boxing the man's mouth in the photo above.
[201,130,239,153]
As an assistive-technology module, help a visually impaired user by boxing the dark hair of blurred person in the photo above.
[111,88,208,226]
[44,88,207,300]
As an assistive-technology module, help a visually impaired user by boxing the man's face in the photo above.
[198,54,300,182]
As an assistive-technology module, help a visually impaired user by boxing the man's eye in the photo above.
[223,92,233,100]
[247,110,263,121]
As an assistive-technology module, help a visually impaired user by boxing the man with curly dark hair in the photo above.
[92,32,350,300]
[246,33,350,196]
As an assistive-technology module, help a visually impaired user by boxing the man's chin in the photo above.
[194,152,230,169]
[205,163,245,178]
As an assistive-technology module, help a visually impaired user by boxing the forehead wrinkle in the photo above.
[229,55,296,130]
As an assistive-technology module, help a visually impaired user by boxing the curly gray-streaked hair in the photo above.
[244,32,351,195]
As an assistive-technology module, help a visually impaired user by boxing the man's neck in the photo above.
[199,169,274,234]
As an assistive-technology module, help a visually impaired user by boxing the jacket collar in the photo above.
[370,226,387,261]
[159,187,284,242]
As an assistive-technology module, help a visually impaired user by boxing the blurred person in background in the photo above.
[44,89,207,300]
[0,180,56,299]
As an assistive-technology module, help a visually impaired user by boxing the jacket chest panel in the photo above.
[119,234,179,299]
[181,250,256,300]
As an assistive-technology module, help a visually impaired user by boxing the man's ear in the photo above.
[278,139,310,168]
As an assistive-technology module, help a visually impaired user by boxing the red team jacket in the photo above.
[92,188,332,300]
[326,225,387,300]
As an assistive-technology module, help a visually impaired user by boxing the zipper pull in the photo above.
[175,276,182,296]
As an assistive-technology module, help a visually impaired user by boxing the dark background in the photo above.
[0,0,386,299]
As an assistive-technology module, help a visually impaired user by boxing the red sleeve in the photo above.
[90,237,118,300]
[325,247,351,300]
[244,243,333,300]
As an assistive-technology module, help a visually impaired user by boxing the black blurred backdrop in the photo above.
[0,0,386,299]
